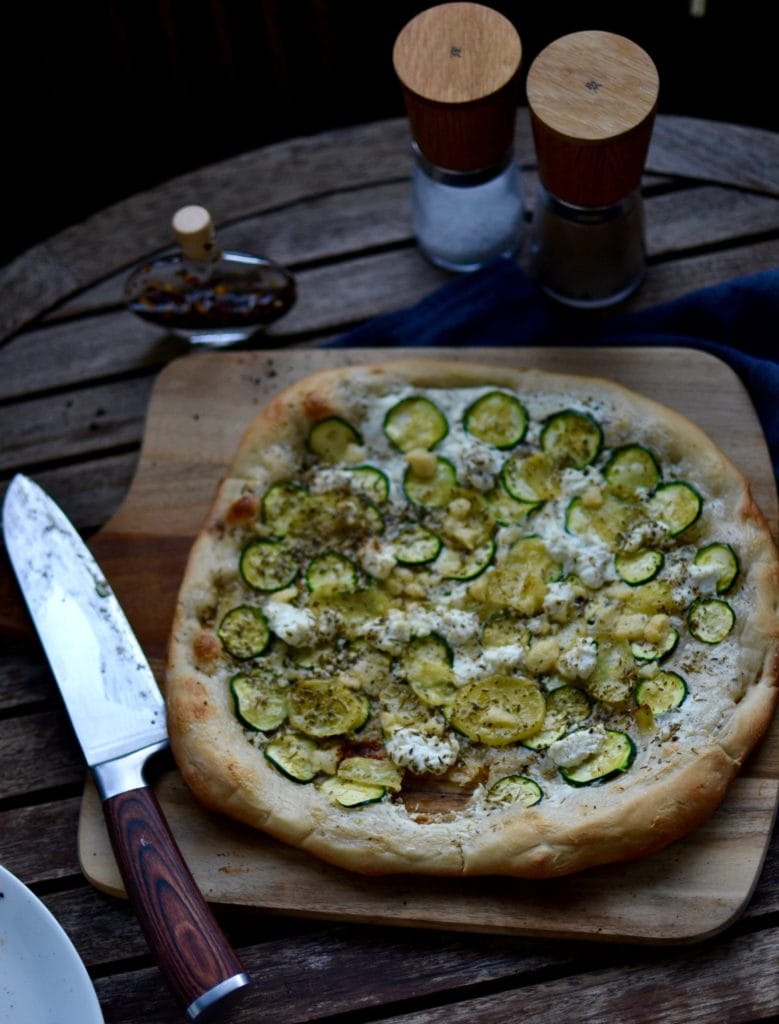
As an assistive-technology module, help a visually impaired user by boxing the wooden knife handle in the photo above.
[103,785,249,1019]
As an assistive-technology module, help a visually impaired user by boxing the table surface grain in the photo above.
[1,111,778,1024]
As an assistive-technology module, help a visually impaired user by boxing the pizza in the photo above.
[165,359,779,878]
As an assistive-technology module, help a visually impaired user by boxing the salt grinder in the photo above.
[393,2,524,272]
[526,31,659,307]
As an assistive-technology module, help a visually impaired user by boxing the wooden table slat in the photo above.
[0,376,156,472]
[0,711,84,801]
[90,924,779,1024]
[0,797,84,881]
[40,179,779,328]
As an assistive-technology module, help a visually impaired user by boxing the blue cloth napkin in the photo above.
[328,258,779,482]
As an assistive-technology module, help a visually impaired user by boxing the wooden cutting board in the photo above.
[78,346,778,944]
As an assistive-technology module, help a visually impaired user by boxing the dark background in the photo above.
[4,0,775,267]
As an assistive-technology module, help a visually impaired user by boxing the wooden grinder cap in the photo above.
[527,31,659,207]
[393,2,522,173]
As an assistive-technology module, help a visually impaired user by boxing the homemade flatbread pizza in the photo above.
[165,359,779,877]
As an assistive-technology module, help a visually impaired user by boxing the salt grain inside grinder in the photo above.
[392,2,524,272]
[526,31,659,307]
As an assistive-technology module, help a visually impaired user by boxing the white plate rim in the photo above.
[0,864,104,1024]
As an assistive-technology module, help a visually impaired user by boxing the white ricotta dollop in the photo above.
[263,601,317,647]
[358,538,396,580]
[547,726,606,769]
[622,519,668,553]
[454,642,526,684]
[559,466,602,498]
[543,580,575,622]
[385,728,460,775]
[481,643,526,672]
[309,468,351,493]
[688,559,722,595]
[557,637,598,681]
[537,514,613,588]
[576,547,613,590]
[438,609,480,648]
[370,608,414,655]
[442,436,503,492]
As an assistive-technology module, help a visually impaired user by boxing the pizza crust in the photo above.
[165,359,779,878]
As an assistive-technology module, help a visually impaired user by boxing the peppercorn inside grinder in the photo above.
[393,2,525,272]
[526,31,659,308]
[125,205,296,346]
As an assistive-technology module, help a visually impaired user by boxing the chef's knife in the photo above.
[2,474,250,1020]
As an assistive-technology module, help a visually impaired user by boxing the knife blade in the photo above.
[2,474,250,1020]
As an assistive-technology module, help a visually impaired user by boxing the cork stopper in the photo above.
[172,205,217,260]
[527,31,659,207]
[393,2,522,173]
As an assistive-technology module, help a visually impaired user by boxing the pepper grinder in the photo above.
[526,31,659,307]
[393,2,524,272]
[125,205,296,346]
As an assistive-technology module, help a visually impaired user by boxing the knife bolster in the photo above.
[93,740,171,800]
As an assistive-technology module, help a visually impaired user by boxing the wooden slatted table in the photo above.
[1,112,778,1024]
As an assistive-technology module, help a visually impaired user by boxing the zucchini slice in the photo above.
[448,674,546,747]
[435,538,496,581]
[403,456,457,508]
[647,481,702,536]
[347,640,393,690]
[564,493,639,548]
[306,551,359,593]
[347,465,390,505]
[230,672,288,732]
[399,633,456,708]
[290,643,339,671]
[463,391,528,449]
[218,605,271,660]
[484,484,539,526]
[603,444,661,497]
[486,774,543,807]
[481,611,528,649]
[560,729,636,786]
[307,416,362,462]
[240,538,299,592]
[392,524,442,565]
[262,481,309,536]
[693,542,739,594]
[630,626,680,663]
[337,755,403,792]
[522,684,592,751]
[688,598,735,643]
[264,732,319,782]
[564,496,591,537]
[586,641,634,707]
[482,539,559,618]
[505,535,563,583]
[352,495,385,536]
[635,670,688,714]
[318,775,385,807]
[384,396,448,452]
[541,410,603,469]
[287,679,370,738]
[615,549,664,586]
[501,451,559,503]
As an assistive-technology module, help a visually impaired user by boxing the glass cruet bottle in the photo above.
[526,30,659,308]
[392,2,525,273]
[124,205,296,346]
